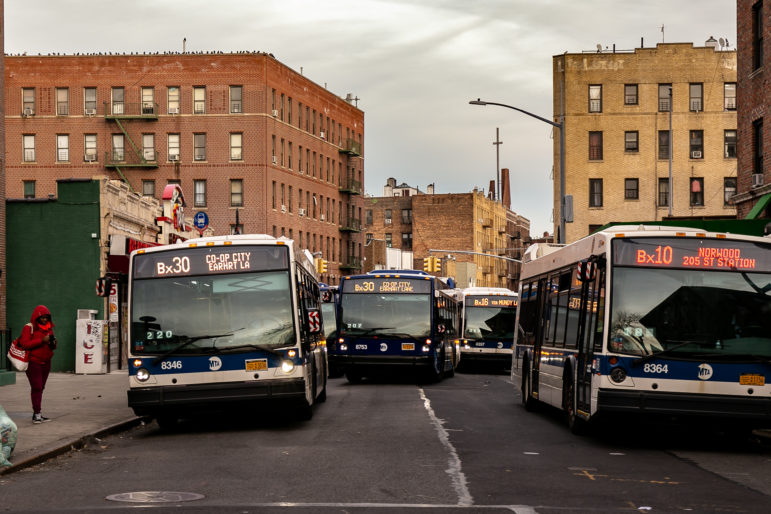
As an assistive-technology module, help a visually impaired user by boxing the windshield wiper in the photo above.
[632,340,704,365]
[343,327,393,336]
[211,343,292,358]
[152,332,235,365]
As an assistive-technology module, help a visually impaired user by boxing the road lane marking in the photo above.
[419,387,473,507]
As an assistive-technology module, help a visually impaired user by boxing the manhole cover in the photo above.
[106,491,205,503]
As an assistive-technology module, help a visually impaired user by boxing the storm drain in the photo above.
[106,491,205,503]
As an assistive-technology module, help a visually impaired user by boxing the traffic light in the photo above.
[320,259,328,274]
[432,257,441,274]
[423,257,432,272]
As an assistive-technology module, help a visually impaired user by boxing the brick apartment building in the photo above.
[735,0,771,219]
[363,178,530,290]
[553,42,738,243]
[4,52,365,285]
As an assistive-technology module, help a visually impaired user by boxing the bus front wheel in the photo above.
[521,360,537,411]
[563,371,587,435]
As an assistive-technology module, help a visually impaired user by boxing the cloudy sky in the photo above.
[5,0,736,236]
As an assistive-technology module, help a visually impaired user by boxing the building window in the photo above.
[724,83,736,111]
[142,180,155,197]
[753,1,764,70]
[23,181,35,199]
[230,86,242,113]
[142,134,155,161]
[588,224,602,235]
[385,233,392,248]
[168,134,180,161]
[401,233,413,250]
[658,178,670,207]
[589,131,603,160]
[84,87,97,114]
[141,87,155,114]
[589,178,603,207]
[724,130,737,158]
[384,209,392,224]
[272,181,276,209]
[56,88,69,116]
[689,83,703,112]
[230,179,243,207]
[365,209,373,225]
[754,119,764,174]
[23,134,35,162]
[193,86,206,114]
[230,133,243,160]
[194,134,206,161]
[624,178,639,200]
[168,86,180,114]
[724,177,737,205]
[401,209,413,224]
[689,130,704,159]
[624,131,639,152]
[111,87,124,115]
[690,178,704,206]
[84,134,97,162]
[658,84,672,112]
[112,134,124,161]
[194,180,207,207]
[658,130,671,160]
[22,87,35,115]
[588,85,602,113]
[624,84,638,105]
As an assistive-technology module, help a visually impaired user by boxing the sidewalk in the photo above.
[0,371,142,475]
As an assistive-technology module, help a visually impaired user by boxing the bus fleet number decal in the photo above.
[160,360,183,370]
[643,363,669,374]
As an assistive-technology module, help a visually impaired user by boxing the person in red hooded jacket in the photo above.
[18,305,57,424]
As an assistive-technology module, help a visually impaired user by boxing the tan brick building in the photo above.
[735,1,771,220]
[363,178,530,289]
[4,52,364,284]
[553,43,738,243]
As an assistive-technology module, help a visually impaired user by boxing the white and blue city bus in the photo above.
[127,235,327,426]
[459,287,518,370]
[512,225,771,433]
[334,270,462,383]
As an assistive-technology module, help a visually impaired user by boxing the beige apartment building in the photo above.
[553,42,738,243]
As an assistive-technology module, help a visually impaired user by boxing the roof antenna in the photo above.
[183,37,186,53]
[660,24,665,43]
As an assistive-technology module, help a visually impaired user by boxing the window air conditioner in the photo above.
[281,205,287,213]
[752,173,764,188]
[320,214,326,221]
[168,107,180,114]
[23,107,34,116]
[384,218,392,224]
[272,109,279,117]
[691,150,702,159]
[320,131,326,139]
[298,207,306,217]
[84,153,97,162]
[84,108,96,116]
[272,156,278,165]
[169,154,180,162]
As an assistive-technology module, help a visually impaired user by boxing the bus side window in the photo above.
[593,269,606,353]
[564,268,582,349]
[518,282,538,345]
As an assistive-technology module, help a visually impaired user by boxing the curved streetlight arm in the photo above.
[469,99,561,128]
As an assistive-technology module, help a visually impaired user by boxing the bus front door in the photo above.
[574,265,596,416]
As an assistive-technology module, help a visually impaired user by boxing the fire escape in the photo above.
[104,101,159,192]
[338,138,363,271]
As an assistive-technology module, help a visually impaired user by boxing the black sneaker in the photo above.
[32,413,50,424]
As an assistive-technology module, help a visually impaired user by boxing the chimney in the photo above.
[427,183,434,195]
[489,180,496,200]
[501,168,511,209]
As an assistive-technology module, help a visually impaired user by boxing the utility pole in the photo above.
[493,128,502,203]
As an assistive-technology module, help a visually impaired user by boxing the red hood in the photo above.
[30,305,54,329]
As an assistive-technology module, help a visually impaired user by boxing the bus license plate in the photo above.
[739,374,765,386]
[402,343,415,351]
[245,359,268,371]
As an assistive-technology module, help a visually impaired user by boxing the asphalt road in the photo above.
[1,370,770,513]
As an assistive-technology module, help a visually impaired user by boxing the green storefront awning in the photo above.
[745,193,771,220]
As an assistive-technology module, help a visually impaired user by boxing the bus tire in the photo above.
[444,345,455,378]
[317,380,327,403]
[563,369,587,435]
[297,400,314,421]
[521,359,537,412]
[156,414,178,431]
[427,348,444,383]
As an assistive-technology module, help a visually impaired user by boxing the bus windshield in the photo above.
[464,305,516,340]
[610,267,771,358]
[131,270,295,355]
[321,302,337,339]
[339,293,431,339]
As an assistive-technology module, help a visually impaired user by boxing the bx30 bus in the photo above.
[334,270,461,383]
[512,225,771,433]
[127,235,328,426]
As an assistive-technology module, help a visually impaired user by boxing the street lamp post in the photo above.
[470,99,566,244]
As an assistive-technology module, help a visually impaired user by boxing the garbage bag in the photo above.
[0,405,18,467]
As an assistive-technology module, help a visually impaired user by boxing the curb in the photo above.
[0,416,147,476]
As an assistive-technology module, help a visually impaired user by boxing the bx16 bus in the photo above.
[459,287,518,370]
[127,235,327,426]
[512,225,771,433]
[334,270,461,383]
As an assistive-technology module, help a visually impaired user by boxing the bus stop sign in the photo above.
[193,211,209,231]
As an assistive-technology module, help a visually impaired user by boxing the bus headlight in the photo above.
[610,367,627,383]
[135,368,151,382]
[281,360,295,374]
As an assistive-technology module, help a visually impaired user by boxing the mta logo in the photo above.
[209,356,222,371]
[697,363,713,380]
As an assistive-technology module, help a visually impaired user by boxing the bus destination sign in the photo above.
[342,277,431,294]
[613,238,771,272]
[466,296,517,308]
[133,245,289,279]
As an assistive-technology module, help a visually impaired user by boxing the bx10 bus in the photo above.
[334,270,461,383]
[127,235,328,426]
[512,225,771,433]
